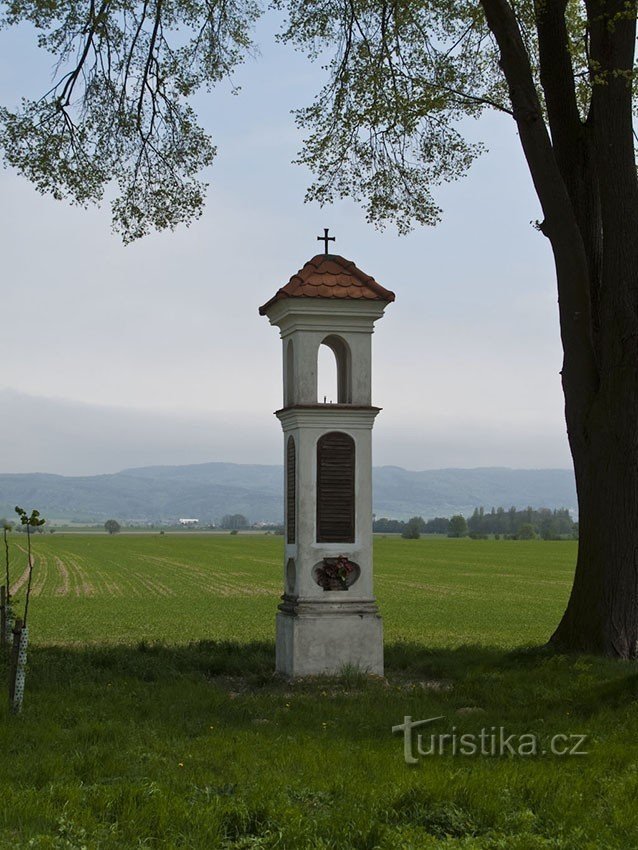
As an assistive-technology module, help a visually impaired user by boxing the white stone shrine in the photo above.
[259,240,395,676]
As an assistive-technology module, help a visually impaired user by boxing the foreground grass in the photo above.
[2,641,637,849]
[1,535,637,848]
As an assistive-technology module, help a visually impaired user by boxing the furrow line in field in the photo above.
[379,579,458,597]
[10,563,31,598]
[67,557,96,596]
[55,553,96,597]
[128,572,175,597]
[54,552,92,597]
[100,579,124,596]
[138,555,198,569]
[89,553,141,597]
[232,554,280,566]
[145,565,209,588]
[139,557,257,595]
[223,569,279,584]
[30,553,49,597]
[164,572,256,596]
[138,555,218,587]
[53,556,71,596]
[113,567,144,598]
[68,553,120,597]
[61,556,88,597]
[182,569,279,596]
[206,580,278,597]
[11,545,33,598]
[226,585,277,597]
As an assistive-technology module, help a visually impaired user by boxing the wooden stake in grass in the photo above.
[1,586,6,650]
[9,617,27,714]
[9,508,45,714]
[1,520,12,649]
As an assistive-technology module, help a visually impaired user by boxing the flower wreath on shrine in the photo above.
[316,554,356,591]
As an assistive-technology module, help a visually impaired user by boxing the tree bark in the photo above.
[553,410,638,656]
[481,0,638,656]
[550,0,638,656]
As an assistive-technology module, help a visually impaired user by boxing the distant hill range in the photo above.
[0,462,577,524]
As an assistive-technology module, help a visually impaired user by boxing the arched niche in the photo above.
[286,435,296,543]
[316,431,355,542]
[286,558,296,595]
[285,339,295,406]
[317,335,352,404]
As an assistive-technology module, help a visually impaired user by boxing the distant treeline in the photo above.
[374,506,577,540]
[374,516,451,535]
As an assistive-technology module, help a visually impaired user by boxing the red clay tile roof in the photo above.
[259,254,395,315]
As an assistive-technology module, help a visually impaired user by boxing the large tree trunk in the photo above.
[550,0,638,656]
[552,394,638,656]
[482,0,638,658]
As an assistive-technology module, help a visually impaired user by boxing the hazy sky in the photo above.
[0,14,571,476]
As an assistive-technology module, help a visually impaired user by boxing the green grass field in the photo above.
[10,534,575,647]
[2,534,638,850]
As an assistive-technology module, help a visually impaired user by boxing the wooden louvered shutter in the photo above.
[316,432,355,543]
[287,436,296,543]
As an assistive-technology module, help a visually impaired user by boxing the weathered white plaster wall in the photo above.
[264,297,390,677]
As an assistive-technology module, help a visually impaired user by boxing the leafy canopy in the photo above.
[277,0,603,233]
[15,506,46,528]
[0,1,610,240]
[0,0,260,242]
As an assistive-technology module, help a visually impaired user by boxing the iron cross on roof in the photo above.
[317,228,335,255]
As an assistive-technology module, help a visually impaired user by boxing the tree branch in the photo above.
[534,0,581,155]
[59,0,111,107]
[535,0,602,353]
[480,0,598,435]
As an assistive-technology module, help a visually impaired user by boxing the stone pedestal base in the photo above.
[275,597,383,677]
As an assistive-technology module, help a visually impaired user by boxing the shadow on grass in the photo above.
[3,638,544,685]
[4,638,635,715]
